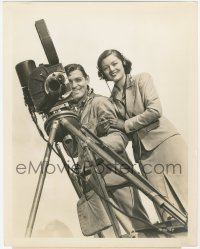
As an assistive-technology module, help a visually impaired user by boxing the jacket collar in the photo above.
[69,86,94,108]
[78,87,95,107]
[110,84,122,101]
[126,75,135,88]
[110,74,134,100]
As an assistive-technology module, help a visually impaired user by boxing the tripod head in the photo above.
[44,110,80,142]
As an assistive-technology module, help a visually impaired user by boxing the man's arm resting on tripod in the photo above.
[93,96,129,153]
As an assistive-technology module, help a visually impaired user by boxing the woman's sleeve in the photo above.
[125,73,162,133]
[94,97,129,152]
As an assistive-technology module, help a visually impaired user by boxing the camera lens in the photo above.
[48,79,60,92]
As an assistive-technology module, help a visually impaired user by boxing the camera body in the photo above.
[15,19,73,115]
[28,63,72,114]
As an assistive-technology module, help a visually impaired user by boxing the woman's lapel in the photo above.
[125,76,136,117]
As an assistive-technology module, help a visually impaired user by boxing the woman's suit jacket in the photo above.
[111,72,179,152]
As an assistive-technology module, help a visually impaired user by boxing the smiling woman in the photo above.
[97,49,188,222]
[100,54,131,84]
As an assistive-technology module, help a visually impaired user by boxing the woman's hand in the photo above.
[97,117,126,136]
[96,117,110,137]
[109,118,125,132]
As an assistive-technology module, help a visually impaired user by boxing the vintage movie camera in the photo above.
[16,19,73,114]
[15,19,79,141]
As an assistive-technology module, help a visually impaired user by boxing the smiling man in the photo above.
[63,63,155,238]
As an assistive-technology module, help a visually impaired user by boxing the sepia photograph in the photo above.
[3,1,198,248]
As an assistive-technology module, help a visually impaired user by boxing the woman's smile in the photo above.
[101,54,126,85]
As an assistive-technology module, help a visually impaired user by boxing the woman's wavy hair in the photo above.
[64,63,88,79]
[97,49,132,80]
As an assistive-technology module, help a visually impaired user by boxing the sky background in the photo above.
[3,1,197,243]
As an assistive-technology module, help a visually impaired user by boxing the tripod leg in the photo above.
[55,143,105,238]
[85,147,121,238]
[25,120,59,237]
[55,143,83,198]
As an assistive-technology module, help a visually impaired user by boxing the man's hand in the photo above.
[109,118,125,132]
[63,134,78,158]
